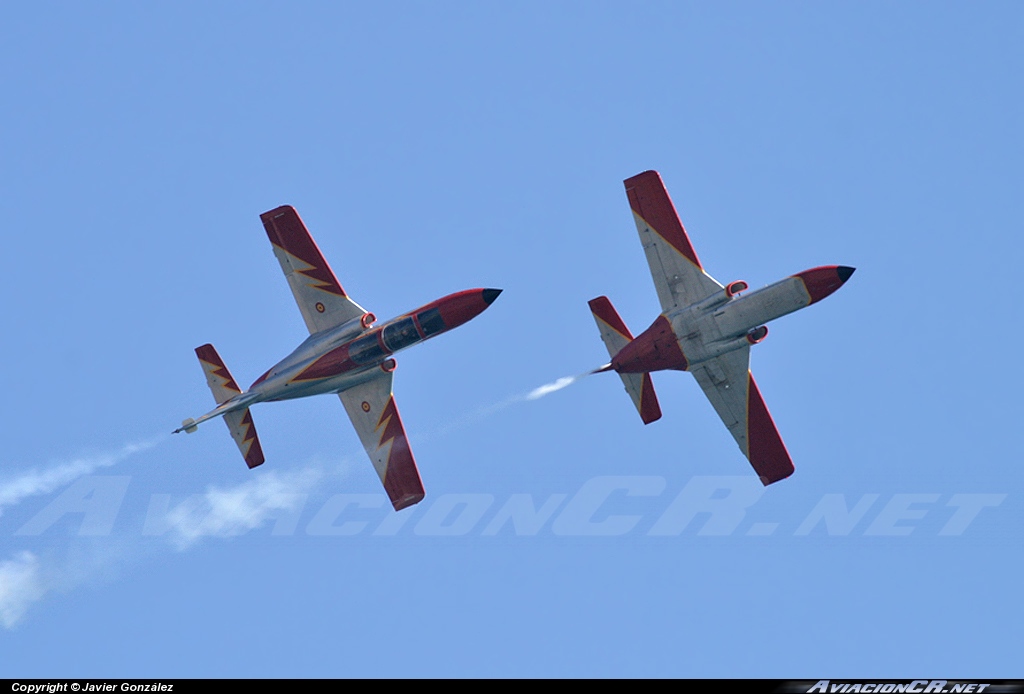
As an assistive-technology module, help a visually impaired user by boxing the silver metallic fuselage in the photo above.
[611,266,853,374]
[249,315,377,403]
[240,287,500,407]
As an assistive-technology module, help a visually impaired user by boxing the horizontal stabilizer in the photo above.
[195,344,243,405]
[589,296,662,424]
[222,407,265,469]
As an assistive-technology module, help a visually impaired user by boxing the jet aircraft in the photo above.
[590,171,854,484]
[175,206,501,510]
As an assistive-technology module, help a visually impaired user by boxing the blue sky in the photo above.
[1,2,1020,678]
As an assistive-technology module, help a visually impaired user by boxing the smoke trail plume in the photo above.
[0,551,46,629]
[526,372,594,401]
[0,436,165,517]
[160,463,328,550]
[0,456,344,629]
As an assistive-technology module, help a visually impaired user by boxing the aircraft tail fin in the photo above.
[195,344,244,405]
[588,296,662,424]
[190,344,265,466]
[222,407,265,469]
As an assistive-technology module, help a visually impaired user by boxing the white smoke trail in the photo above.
[0,456,345,629]
[0,369,593,628]
[0,436,165,517]
[0,551,46,629]
[426,372,594,439]
[161,463,329,550]
[526,375,584,400]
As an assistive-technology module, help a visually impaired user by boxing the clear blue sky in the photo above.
[1,2,1020,678]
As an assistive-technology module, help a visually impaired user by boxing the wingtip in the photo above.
[759,465,796,486]
[392,492,426,511]
[623,169,662,187]
[641,411,663,425]
[259,204,297,222]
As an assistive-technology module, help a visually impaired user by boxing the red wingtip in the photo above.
[377,397,426,511]
[624,170,702,269]
[391,492,426,512]
[746,375,795,485]
[259,205,347,297]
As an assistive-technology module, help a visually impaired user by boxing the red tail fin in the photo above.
[588,296,662,425]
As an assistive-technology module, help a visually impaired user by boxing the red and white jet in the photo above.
[175,206,501,510]
[590,171,854,484]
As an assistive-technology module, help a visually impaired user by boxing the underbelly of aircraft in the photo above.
[261,367,383,402]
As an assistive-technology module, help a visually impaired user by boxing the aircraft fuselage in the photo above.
[246,288,500,403]
[612,266,853,374]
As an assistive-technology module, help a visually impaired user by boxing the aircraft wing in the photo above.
[337,371,425,510]
[690,345,795,485]
[261,205,369,334]
[624,171,723,312]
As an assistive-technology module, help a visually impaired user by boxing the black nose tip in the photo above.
[482,288,502,305]
[837,266,856,282]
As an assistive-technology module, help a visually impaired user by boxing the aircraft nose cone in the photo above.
[482,288,503,305]
[794,265,854,304]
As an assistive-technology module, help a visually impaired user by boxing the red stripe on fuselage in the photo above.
[250,367,273,387]
[624,171,702,269]
[283,289,496,386]
[291,342,361,382]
